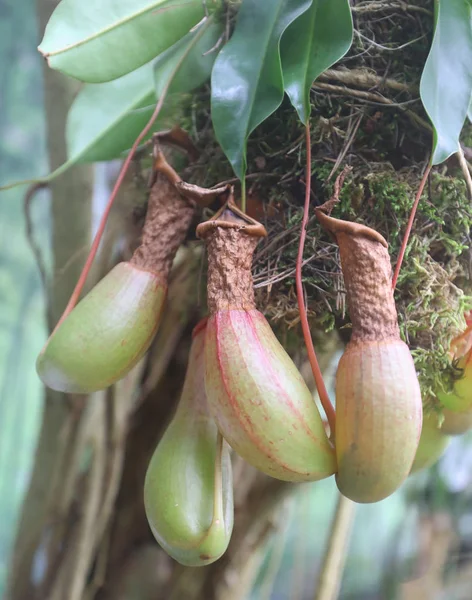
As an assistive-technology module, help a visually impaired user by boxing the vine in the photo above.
[10,0,472,594]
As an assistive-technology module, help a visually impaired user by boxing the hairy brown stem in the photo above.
[204,228,260,313]
[316,211,398,343]
[131,174,195,277]
[197,202,267,313]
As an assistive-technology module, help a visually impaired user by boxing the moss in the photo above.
[330,170,472,399]
[172,0,472,401]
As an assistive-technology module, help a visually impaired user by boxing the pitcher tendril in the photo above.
[56,18,214,327]
[392,162,432,290]
[297,123,336,437]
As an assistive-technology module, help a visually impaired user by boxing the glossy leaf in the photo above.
[420,0,472,165]
[211,0,312,180]
[280,0,353,124]
[1,16,221,187]
[154,20,223,97]
[66,63,156,163]
[38,0,215,83]
[67,21,223,163]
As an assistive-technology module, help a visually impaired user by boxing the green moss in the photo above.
[254,165,472,400]
[175,0,471,401]
[334,170,472,399]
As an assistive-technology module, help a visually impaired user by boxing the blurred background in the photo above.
[2,1,472,599]
[0,0,49,593]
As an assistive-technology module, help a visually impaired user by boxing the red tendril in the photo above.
[392,162,432,290]
[296,123,336,437]
[54,90,169,332]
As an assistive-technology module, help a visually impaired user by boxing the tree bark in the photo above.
[6,0,93,598]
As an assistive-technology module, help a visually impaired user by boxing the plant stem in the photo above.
[314,493,356,600]
[392,162,431,289]
[241,176,247,213]
[259,498,293,600]
[296,123,336,436]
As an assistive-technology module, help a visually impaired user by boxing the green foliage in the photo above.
[38,0,214,83]
[338,170,472,400]
[153,21,223,99]
[211,0,312,181]
[280,0,352,124]
[9,0,472,183]
[40,0,349,176]
[66,63,156,163]
[66,20,223,163]
[420,0,472,165]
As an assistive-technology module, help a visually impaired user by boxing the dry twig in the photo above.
[314,494,356,600]
[351,1,432,16]
[312,82,431,132]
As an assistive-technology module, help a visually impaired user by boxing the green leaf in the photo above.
[420,0,472,165]
[154,20,223,97]
[67,20,223,163]
[280,0,353,124]
[38,0,217,83]
[1,66,157,186]
[66,64,156,163]
[211,0,312,180]
[1,18,222,189]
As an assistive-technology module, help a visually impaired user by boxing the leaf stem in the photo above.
[240,176,247,213]
[296,123,336,437]
[0,155,81,192]
[457,143,472,200]
[392,161,431,290]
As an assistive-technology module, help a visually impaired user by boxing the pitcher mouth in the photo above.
[315,208,388,247]
[196,197,267,240]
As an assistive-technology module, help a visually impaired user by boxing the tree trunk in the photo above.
[6,0,93,597]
